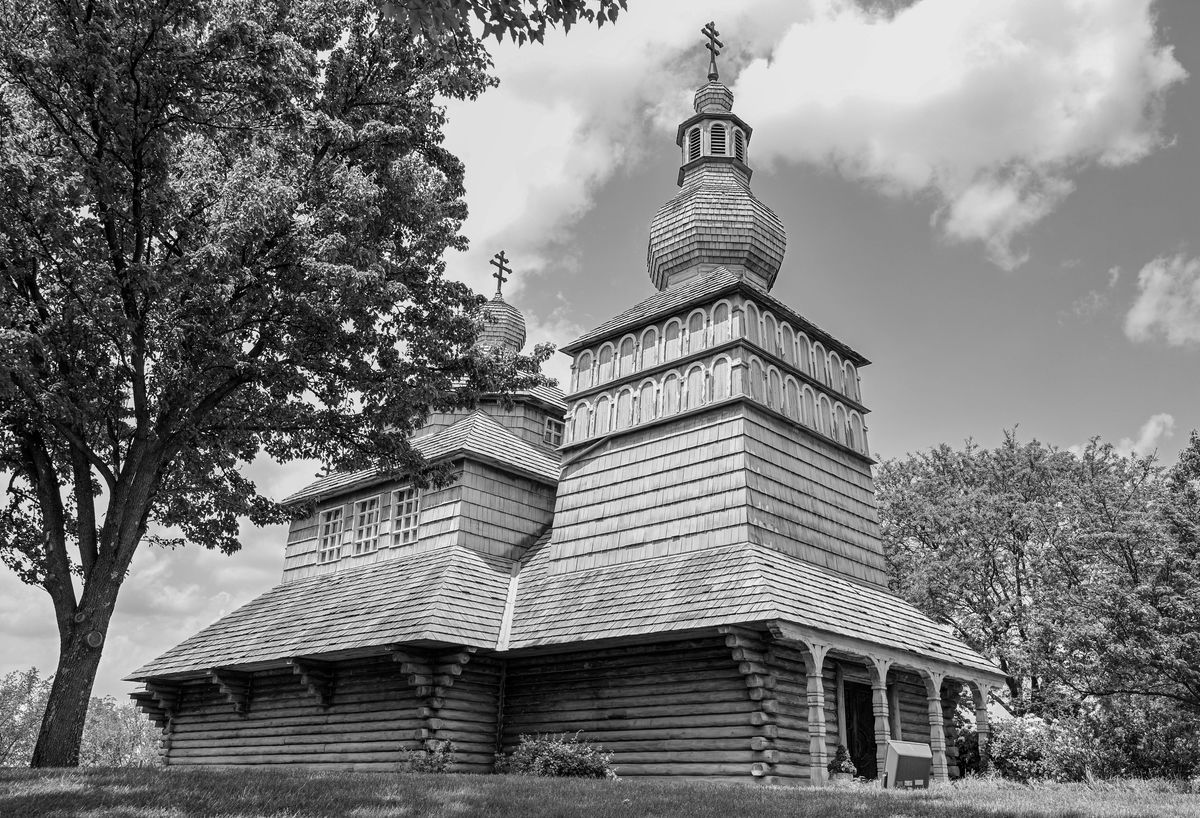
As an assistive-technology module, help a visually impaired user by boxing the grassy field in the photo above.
[1,768,1197,818]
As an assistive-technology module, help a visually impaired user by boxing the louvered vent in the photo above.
[710,124,726,156]
[687,127,701,161]
[734,129,745,162]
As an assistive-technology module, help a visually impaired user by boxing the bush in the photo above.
[827,744,857,776]
[404,739,456,773]
[987,716,1056,782]
[495,732,615,779]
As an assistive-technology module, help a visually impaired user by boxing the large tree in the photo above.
[1,0,621,767]
[877,432,1200,717]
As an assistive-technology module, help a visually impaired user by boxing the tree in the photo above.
[0,668,51,765]
[0,0,619,767]
[383,0,626,45]
[877,432,1200,718]
[79,696,161,767]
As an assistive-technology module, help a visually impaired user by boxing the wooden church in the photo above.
[129,29,1006,785]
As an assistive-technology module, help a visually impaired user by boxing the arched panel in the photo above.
[712,301,731,344]
[594,395,612,435]
[684,365,706,410]
[662,373,681,416]
[829,352,844,392]
[571,402,590,442]
[734,129,746,162]
[638,380,657,424]
[812,342,828,384]
[710,122,727,156]
[785,377,801,421]
[687,127,701,161]
[763,312,779,356]
[744,302,761,346]
[767,367,782,410]
[818,396,833,436]
[749,358,765,403]
[796,334,811,376]
[802,387,816,427]
[664,319,683,360]
[640,326,659,369]
[834,403,848,444]
[576,351,593,390]
[844,362,858,401]
[850,411,865,452]
[712,357,731,398]
[687,310,707,352]
[618,336,636,377]
[616,389,633,430]
[780,324,795,365]
[598,344,615,383]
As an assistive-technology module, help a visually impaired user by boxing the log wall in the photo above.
[163,656,425,770]
[501,636,777,783]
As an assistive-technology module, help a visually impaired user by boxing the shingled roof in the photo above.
[507,536,1002,679]
[560,266,870,365]
[283,412,560,505]
[127,546,513,680]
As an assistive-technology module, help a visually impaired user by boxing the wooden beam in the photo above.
[290,658,336,708]
[209,669,252,716]
[969,680,993,771]
[867,655,894,785]
[919,669,949,784]
[801,641,831,787]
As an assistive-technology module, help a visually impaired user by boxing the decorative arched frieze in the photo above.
[664,318,683,360]
[661,371,681,416]
[638,379,657,424]
[744,302,761,346]
[594,394,612,436]
[762,311,779,357]
[812,342,828,384]
[576,350,594,391]
[597,343,615,383]
[640,326,659,369]
[796,333,812,376]
[780,323,795,365]
[766,366,782,411]
[687,309,707,353]
[712,300,732,344]
[784,376,801,422]
[615,388,634,430]
[748,356,765,403]
[711,356,732,399]
[829,351,844,392]
[617,335,636,378]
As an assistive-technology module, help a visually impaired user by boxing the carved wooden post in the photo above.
[867,655,894,784]
[971,681,992,772]
[802,642,830,786]
[920,669,949,783]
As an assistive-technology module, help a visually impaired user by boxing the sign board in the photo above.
[883,740,933,789]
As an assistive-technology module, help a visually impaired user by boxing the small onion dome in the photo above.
[478,292,526,353]
[647,163,786,292]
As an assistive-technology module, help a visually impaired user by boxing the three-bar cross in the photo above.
[490,250,512,295]
[702,21,723,81]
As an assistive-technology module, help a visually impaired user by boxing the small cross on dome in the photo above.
[489,250,512,296]
[702,21,723,81]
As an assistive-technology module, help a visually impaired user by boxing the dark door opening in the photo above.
[843,681,877,779]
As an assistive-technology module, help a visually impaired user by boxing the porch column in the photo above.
[919,669,949,784]
[970,681,992,772]
[802,642,831,786]
[867,655,894,784]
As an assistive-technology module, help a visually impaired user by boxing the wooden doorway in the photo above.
[843,681,877,779]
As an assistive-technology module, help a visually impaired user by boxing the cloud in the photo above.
[733,0,1186,269]
[1062,265,1121,321]
[1116,413,1176,457]
[1124,254,1200,346]
[1068,412,1176,459]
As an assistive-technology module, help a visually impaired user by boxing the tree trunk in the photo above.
[31,616,109,767]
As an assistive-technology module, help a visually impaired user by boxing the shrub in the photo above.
[495,732,615,779]
[404,739,456,773]
[987,716,1056,782]
[827,744,857,776]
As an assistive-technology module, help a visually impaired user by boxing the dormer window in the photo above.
[710,123,727,156]
[687,127,701,161]
[317,507,344,563]
[391,487,420,546]
[734,129,745,162]
[543,417,565,446]
[352,496,381,555]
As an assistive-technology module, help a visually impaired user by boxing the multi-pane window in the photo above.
[543,417,565,446]
[352,496,381,555]
[317,508,344,563]
[392,487,421,546]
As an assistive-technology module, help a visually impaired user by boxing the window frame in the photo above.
[317,507,344,564]
[543,416,565,446]
[351,496,381,555]
[391,486,421,546]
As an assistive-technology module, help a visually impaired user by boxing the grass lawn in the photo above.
[1,768,1197,818]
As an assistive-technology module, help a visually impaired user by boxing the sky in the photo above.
[2,0,1199,701]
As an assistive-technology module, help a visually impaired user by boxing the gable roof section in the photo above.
[283,412,560,505]
[507,539,1001,679]
[560,267,869,365]
[126,546,513,680]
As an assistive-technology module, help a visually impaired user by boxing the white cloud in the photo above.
[1062,265,1121,321]
[733,0,1186,269]
[1115,412,1176,457]
[1068,412,1176,459]
[1125,254,1200,346]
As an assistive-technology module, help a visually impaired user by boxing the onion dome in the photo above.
[646,24,786,292]
[478,251,527,353]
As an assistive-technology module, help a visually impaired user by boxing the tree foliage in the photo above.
[0,668,51,765]
[382,0,626,46]
[0,0,593,765]
[877,431,1200,721]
